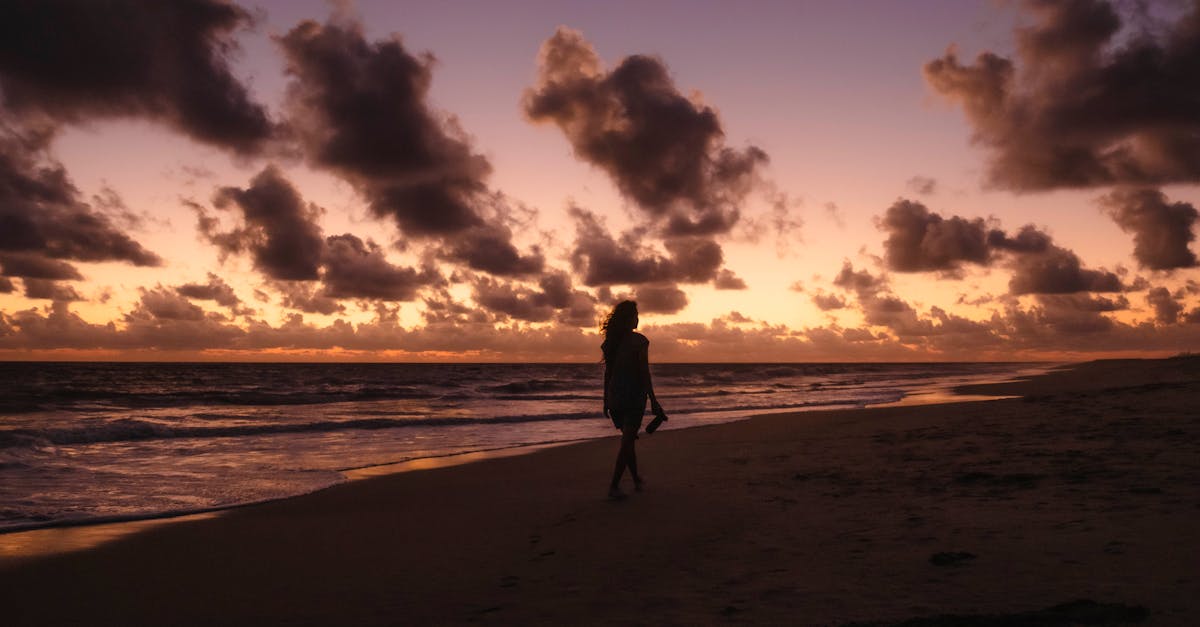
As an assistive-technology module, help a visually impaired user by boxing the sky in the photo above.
[0,0,1198,362]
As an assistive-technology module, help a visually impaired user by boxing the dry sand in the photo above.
[2,357,1197,626]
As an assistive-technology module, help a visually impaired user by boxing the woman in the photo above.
[601,300,663,499]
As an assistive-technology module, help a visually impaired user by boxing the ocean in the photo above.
[0,361,1044,532]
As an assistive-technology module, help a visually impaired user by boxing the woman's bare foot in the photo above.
[608,487,627,500]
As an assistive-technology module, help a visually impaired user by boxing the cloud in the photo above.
[0,130,161,282]
[924,0,1200,190]
[440,222,545,277]
[22,278,81,301]
[279,18,480,233]
[567,207,730,287]
[176,273,241,309]
[322,233,441,300]
[277,282,344,316]
[524,27,767,236]
[1146,286,1183,325]
[0,0,273,154]
[878,199,1124,294]
[1100,187,1198,270]
[199,167,446,308]
[277,15,544,277]
[1023,293,1128,335]
[832,261,887,297]
[1007,243,1123,295]
[879,199,992,272]
[205,166,326,281]
[825,202,845,229]
[811,292,847,311]
[133,287,206,321]
[0,252,83,280]
[471,277,557,323]
[632,284,689,314]
[0,277,12,293]
[713,269,747,290]
[906,176,937,195]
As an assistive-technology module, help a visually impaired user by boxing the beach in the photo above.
[2,357,1197,626]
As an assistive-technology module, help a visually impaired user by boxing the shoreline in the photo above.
[2,356,1196,625]
[0,363,1050,545]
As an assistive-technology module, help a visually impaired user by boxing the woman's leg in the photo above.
[627,437,640,487]
[609,430,633,494]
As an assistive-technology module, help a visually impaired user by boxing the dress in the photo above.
[606,332,649,429]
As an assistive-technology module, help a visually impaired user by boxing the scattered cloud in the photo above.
[879,199,992,272]
[924,0,1200,190]
[567,207,729,288]
[176,273,242,310]
[0,130,161,285]
[632,284,689,314]
[322,233,442,300]
[877,199,1124,295]
[1100,187,1198,270]
[204,166,326,281]
[0,0,273,154]
[1146,286,1183,325]
[524,27,768,237]
[22,278,81,302]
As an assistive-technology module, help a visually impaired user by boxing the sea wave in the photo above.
[0,392,907,449]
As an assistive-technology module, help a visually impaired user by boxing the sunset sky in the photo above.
[1,0,1198,361]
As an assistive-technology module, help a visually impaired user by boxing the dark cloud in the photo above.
[0,0,272,154]
[277,16,542,276]
[812,292,847,311]
[322,233,441,301]
[442,224,545,277]
[567,207,731,287]
[879,199,992,272]
[0,131,161,282]
[632,284,689,315]
[1146,286,1183,325]
[3,295,1199,360]
[133,287,206,321]
[470,272,598,325]
[831,261,995,341]
[924,0,1200,190]
[198,167,447,310]
[22,278,81,301]
[176,273,241,309]
[1026,294,1128,335]
[1007,243,1123,295]
[1100,187,1198,270]
[987,224,1053,254]
[725,311,753,323]
[832,261,887,297]
[279,17,489,237]
[0,277,13,293]
[277,282,344,316]
[878,200,1124,295]
[206,166,326,281]
[713,269,747,290]
[0,252,83,280]
[472,278,555,323]
[524,27,767,236]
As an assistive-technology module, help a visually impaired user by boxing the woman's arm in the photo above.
[603,361,612,418]
[639,343,661,412]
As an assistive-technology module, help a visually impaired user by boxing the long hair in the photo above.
[600,300,638,363]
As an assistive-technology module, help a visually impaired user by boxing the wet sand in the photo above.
[2,357,1197,625]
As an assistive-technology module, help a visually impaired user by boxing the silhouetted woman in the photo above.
[601,300,663,499]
